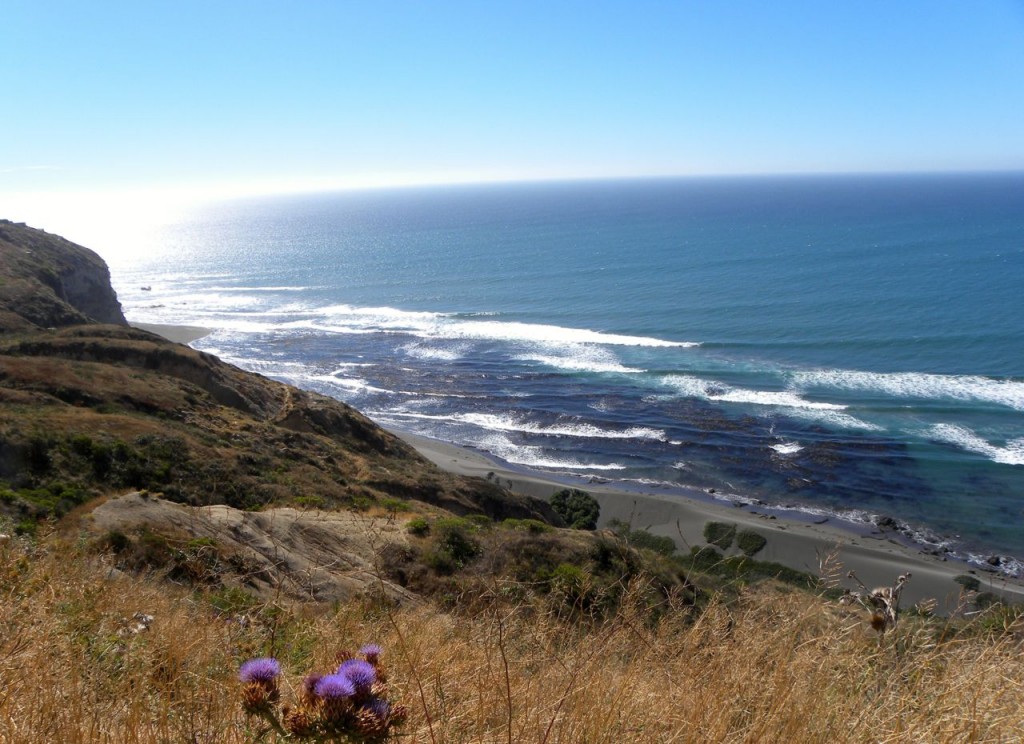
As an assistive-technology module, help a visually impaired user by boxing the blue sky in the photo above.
[3,0,1024,207]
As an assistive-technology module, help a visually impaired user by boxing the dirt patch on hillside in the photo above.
[86,492,417,604]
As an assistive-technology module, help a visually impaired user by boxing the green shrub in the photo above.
[502,518,552,534]
[380,497,411,514]
[103,530,131,553]
[736,529,767,556]
[625,529,677,556]
[406,518,430,537]
[687,545,724,571]
[606,519,676,556]
[703,521,736,550]
[954,574,981,592]
[550,488,600,530]
[433,518,481,567]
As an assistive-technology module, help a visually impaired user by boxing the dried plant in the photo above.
[840,570,911,633]
[3,535,1024,742]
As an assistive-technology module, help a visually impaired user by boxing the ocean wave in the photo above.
[790,369,1024,411]
[401,342,469,362]
[299,373,393,395]
[661,375,846,410]
[927,424,1024,465]
[515,346,644,374]
[382,411,666,441]
[476,435,628,471]
[148,296,700,352]
[427,319,698,348]
[783,408,886,431]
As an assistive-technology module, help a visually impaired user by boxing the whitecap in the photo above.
[515,345,644,374]
[433,319,697,348]
[927,424,1024,466]
[477,436,627,471]
[790,369,1024,412]
[661,375,845,410]
[784,408,886,432]
[771,442,804,455]
[401,342,469,362]
[299,373,392,395]
[382,411,666,441]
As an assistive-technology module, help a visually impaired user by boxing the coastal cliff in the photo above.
[0,222,558,556]
[0,219,127,332]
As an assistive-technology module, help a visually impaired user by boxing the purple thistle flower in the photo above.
[362,697,390,720]
[360,643,383,664]
[239,657,280,684]
[339,659,377,693]
[315,673,356,700]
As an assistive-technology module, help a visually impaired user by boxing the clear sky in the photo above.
[3,0,1024,215]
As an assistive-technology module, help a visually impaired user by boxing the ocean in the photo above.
[107,173,1024,573]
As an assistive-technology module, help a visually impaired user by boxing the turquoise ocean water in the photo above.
[108,174,1024,572]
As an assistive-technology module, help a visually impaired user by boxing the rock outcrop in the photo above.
[0,220,126,332]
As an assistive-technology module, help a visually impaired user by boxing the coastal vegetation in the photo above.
[2,222,1024,741]
[549,487,600,530]
[3,526,1023,742]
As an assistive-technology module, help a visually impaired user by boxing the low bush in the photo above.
[550,488,600,530]
[703,521,736,550]
[502,518,552,534]
[954,574,981,592]
[405,518,430,537]
[736,529,767,556]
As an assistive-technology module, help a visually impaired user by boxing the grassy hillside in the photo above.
[2,531,1022,742]
[0,323,557,532]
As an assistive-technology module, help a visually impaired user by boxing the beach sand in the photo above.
[395,430,1024,613]
[131,322,212,344]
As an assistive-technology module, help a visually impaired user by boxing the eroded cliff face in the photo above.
[0,220,126,332]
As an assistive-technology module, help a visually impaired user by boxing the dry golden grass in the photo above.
[2,531,1023,743]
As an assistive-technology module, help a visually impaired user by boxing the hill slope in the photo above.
[0,222,557,552]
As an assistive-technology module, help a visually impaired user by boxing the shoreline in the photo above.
[126,317,1024,611]
[393,429,1024,612]
[130,321,212,345]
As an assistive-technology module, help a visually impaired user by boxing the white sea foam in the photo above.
[662,375,845,410]
[157,297,700,351]
[791,369,1024,411]
[477,435,627,471]
[515,346,643,374]
[383,411,666,441]
[301,373,392,395]
[401,342,469,362]
[430,319,697,348]
[771,442,804,455]
[784,408,886,431]
[927,424,1024,466]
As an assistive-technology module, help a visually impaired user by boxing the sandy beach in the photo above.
[395,430,1024,612]
[131,322,212,345]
